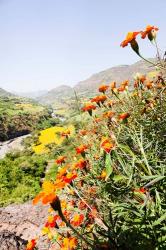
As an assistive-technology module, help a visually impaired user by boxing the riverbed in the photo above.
[0,134,30,159]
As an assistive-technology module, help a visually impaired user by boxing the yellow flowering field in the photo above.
[33,125,74,154]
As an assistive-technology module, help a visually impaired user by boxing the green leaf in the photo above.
[144,176,165,188]
[105,154,113,180]
[161,226,166,231]
[141,175,164,180]
[118,143,136,158]
[152,212,166,226]
[113,175,126,182]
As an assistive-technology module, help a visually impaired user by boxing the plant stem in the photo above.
[137,127,152,175]
[138,54,165,70]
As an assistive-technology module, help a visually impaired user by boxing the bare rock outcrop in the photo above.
[0,201,52,250]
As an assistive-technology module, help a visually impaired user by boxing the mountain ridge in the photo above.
[37,59,157,104]
[1,59,157,103]
[0,88,14,97]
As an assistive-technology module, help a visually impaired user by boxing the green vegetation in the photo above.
[0,96,54,141]
[0,150,48,206]
[0,95,70,206]
[0,116,78,206]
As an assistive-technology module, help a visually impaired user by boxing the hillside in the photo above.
[74,59,156,94]
[0,88,14,97]
[37,85,73,104]
[37,59,157,104]
[0,97,52,141]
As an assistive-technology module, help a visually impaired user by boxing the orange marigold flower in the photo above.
[76,144,88,155]
[94,117,102,123]
[122,80,129,87]
[110,81,116,90]
[33,192,45,205]
[120,31,140,47]
[118,85,126,92]
[134,187,146,193]
[79,129,88,136]
[98,95,107,103]
[82,103,96,111]
[63,209,72,220]
[82,103,96,116]
[146,81,153,89]
[61,237,78,250]
[134,74,146,88]
[61,129,71,138]
[107,100,116,107]
[91,96,100,104]
[141,25,159,40]
[98,85,109,93]
[33,181,57,205]
[62,172,77,184]
[78,200,87,210]
[56,166,68,181]
[55,156,66,165]
[100,169,107,179]
[118,80,129,92]
[61,200,67,210]
[91,95,107,105]
[140,76,146,83]
[134,73,146,83]
[70,214,84,227]
[101,138,115,153]
[73,159,88,169]
[121,31,140,55]
[103,111,115,119]
[118,112,130,121]
[26,239,36,250]
[54,179,67,189]
[45,215,60,228]
[42,193,57,205]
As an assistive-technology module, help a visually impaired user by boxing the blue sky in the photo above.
[0,0,166,92]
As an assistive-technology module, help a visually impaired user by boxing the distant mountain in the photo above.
[0,88,14,97]
[37,59,156,104]
[14,90,48,99]
[37,85,74,104]
[74,59,156,94]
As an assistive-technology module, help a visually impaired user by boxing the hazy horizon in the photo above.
[3,57,146,93]
[0,0,166,92]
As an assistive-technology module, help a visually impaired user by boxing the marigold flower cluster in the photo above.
[120,25,159,56]
[27,25,166,250]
